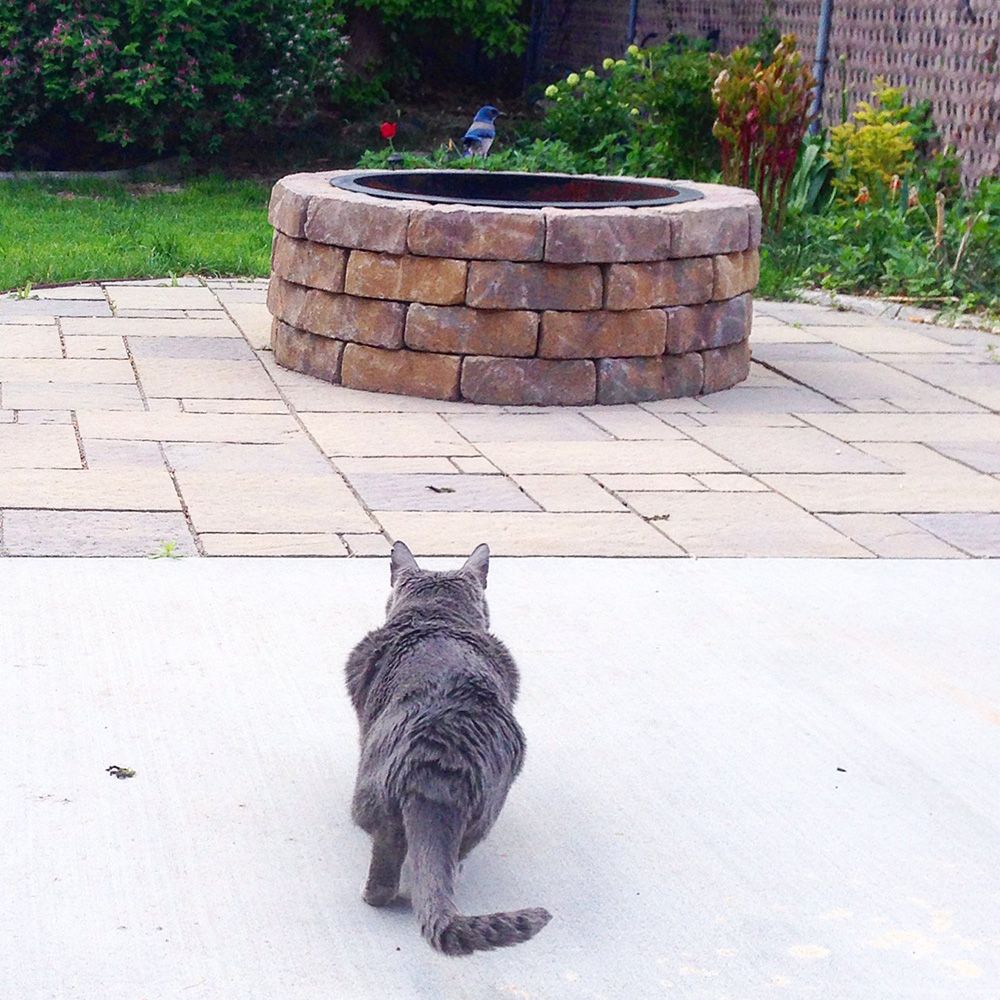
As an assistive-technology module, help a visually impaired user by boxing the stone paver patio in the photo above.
[1,278,999,558]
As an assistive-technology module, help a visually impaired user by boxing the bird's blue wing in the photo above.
[463,125,495,142]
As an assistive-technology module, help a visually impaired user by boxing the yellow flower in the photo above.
[602,57,615,70]
[584,69,596,80]
[544,84,558,99]
[630,107,640,116]
[566,72,580,87]
[627,44,640,56]
[615,59,626,67]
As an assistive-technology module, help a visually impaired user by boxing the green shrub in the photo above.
[539,39,718,179]
[0,0,348,160]
[358,138,583,174]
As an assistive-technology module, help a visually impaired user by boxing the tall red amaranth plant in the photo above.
[711,35,815,233]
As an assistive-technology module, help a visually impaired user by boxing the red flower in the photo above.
[380,121,397,140]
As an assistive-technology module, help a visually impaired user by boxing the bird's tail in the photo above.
[402,795,552,957]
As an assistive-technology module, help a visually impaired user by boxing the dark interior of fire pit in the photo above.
[330,170,703,209]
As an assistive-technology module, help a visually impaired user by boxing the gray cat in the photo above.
[344,541,551,956]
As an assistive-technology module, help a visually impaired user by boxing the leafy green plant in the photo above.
[711,34,816,233]
[539,39,718,179]
[0,0,348,160]
[827,80,916,202]
[353,0,526,57]
[149,540,184,560]
[786,133,834,216]
[357,138,583,174]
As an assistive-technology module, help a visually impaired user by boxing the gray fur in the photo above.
[345,541,551,956]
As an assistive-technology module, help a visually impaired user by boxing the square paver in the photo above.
[475,439,737,474]
[685,426,891,473]
[224,303,273,350]
[199,533,348,556]
[927,441,1000,474]
[163,441,330,474]
[175,471,374,534]
[2,510,195,556]
[0,382,145,411]
[579,407,686,440]
[630,491,869,557]
[128,337,256,361]
[346,473,539,512]
[76,412,300,444]
[758,471,1000,514]
[513,475,627,512]
[133,358,280,399]
[817,514,966,558]
[300,413,478,457]
[0,425,81,469]
[905,514,1000,557]
[0,359,134,384]
[443,412,611,442]
[801,413,1000,443]
[341,533,392,556]
[61,316,243,339]
[82,440,167,469]
[63,335,128,359]
[0,327,62,358]
[106,285,219,311]
[811,324,966,355]
[0,469,180,510]
[372,510,684,556]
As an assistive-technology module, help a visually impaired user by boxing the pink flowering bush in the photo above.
[0,0,348,161]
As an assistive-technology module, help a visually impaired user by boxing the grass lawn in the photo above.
[0,176,272,292]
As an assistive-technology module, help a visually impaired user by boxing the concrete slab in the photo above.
[1,559,998,998]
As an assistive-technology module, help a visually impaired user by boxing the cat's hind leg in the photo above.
[363,823,406,907]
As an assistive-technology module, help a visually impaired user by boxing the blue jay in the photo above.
[461,105,502,158]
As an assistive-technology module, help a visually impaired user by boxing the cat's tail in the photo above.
[402,795,552,957]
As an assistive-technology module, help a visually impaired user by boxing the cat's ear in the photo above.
[390,540,419,584]
[462,543,490,589]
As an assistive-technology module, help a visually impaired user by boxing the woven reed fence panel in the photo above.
[541,1,999,184]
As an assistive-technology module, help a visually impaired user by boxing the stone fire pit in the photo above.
[266,170,761,405]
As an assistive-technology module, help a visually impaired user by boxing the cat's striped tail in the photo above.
[402,795,551,956]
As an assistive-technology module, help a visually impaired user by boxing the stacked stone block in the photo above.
[267,170,761,404]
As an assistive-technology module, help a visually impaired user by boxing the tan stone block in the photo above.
[271,319,344,383]
[106,285,219,311]
[666,294,752,354]
[702,339,752,394]
[296,290,406,349]
[2,510,195,556]
[605,258,713,310]
[748,200,763,248]
[466,261,602,311]
[271,233,346,293]
[63,335,128,359]
[266,275,310,328]
[596,354,703,403]
[460,357,596,405]
[225,302,273,350]
[713,250,760,300]
[817,513,967,557]
[667,201,750,257]
[341,344,460,401]
[268,171,338,238]
[544,208,671,263]
[405,304,537,356]
[539,310,666,358]
[344,251,467,305]
[305,192,410,253]
[408,205,544,261]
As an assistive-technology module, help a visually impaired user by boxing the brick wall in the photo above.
[541,0,999,184]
